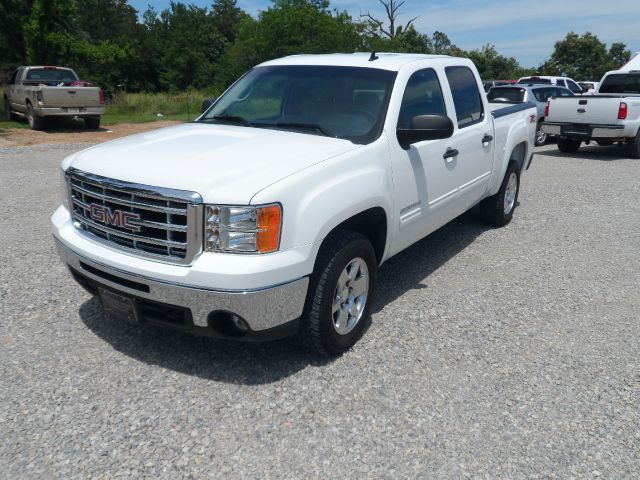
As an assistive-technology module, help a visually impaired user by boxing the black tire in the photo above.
[557,138,581,153]
[3,97,15,121]
[84,117,101,129]
[626,130,640,159]
[26,102,44,130]
[297,231,377,356]
[534,124,547,146]
[478,162,520,227]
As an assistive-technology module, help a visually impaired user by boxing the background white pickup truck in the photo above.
[4,66,105,130]
[52,53,536,355]
[541,69,640,158]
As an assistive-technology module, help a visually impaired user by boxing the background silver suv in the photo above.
[488,84,574,145]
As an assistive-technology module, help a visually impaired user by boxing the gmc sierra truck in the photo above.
[541,68,640,158]
[4,66,105,130]
[52,53,536,356]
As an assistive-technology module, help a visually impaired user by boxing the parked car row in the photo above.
[487,82,575,146]
[541,61,640,158]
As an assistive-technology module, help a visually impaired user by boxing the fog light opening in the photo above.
[208,310,250,337]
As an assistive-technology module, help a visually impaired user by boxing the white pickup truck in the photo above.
[541,69,640,158]
[4,66,105,130]
[52,53,536,355]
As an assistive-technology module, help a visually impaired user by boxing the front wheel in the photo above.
[4,97,15,121]
[557,138,581,153]
[478,162,520,227]
[298,231,377,356]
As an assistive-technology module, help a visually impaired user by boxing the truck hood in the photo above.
[66,123,360,203]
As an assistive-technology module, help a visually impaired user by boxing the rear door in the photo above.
[443,65,494,209]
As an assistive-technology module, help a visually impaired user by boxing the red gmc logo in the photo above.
[89,204,141,232]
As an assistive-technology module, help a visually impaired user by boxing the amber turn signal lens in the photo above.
[256,204,281,253]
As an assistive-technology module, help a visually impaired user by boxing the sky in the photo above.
[128,0,640,67]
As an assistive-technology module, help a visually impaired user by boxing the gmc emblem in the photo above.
[89,204,141,232]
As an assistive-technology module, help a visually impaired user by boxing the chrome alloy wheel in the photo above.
[332,257,369,335]
[535,128,547,145]
[503,172,518,215]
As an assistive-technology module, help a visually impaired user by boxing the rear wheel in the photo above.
[84,117,101,129]
[557,138,581,153]
[535,124,547,146]
[26,103,44,130]
[478,162,520,227]
[298,231,377,356]
[627,130,640,159]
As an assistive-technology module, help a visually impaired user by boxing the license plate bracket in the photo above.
[98,287,138,324]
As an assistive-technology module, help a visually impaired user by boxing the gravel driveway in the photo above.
[1,142,639,478]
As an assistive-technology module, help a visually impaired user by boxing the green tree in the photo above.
[540,32,619,80]
[467,44,533,79]
[609,42,631,69]
[216,0,361,88]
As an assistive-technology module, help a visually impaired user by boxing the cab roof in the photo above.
[259,52,454,71]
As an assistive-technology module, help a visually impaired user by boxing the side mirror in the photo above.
[397,114,454,149]
[201,97,217,113]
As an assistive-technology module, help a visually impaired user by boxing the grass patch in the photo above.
[0,89,211,129]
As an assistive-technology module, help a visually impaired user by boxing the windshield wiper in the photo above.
[274,122,336,138]
[203,114,252,127]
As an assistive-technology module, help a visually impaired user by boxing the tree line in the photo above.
[0,0,632,92]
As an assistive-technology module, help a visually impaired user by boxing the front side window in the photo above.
[556,79,566,87]
[445,66,484,128]
[398,68,446,129]
[200,65,397,144]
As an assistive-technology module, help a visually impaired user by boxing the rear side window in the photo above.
[487,87,525,103]
[599,74,640,94]
[398,69,446,129]
[555,88,573,97]
[556,79,566,87]
[445,66,484,128]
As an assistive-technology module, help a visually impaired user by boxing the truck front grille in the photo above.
[66,168,203,264]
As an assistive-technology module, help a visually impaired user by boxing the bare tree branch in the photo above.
[362,0,419,40]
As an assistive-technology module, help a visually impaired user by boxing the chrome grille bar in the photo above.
[66,168,203,265]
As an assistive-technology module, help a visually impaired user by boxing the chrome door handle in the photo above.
[443,148,459,161]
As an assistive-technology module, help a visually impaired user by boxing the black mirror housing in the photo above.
[201,97,217,113]
[397,114,454,148]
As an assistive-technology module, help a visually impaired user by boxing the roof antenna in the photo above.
[369,51,379,62]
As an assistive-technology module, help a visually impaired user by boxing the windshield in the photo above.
[24,68,78,84]
[199,65,397,144]
[599,74,640,94]
[488,87,525,103]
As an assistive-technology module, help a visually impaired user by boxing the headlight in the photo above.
[59,168,70,209]
[205,204,281,254]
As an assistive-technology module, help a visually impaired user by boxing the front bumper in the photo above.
[541,122,625,139]
[55,238,309,339]
[33,106,105,117]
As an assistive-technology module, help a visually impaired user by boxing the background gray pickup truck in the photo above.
[4,66,105,130]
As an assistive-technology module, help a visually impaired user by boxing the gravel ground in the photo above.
[1,142,639,479]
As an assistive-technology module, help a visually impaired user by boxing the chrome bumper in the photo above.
[541,122,625,139]
[55,238,309,333]
[34,106,105,117]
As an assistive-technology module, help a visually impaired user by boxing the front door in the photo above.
[388,68,466,254]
